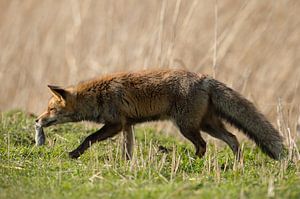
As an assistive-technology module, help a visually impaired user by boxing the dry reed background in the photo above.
[0,0,299,140]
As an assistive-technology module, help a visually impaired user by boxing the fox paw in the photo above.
[69,150,81,159]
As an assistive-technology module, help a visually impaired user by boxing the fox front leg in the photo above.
[122,125,134,160]
[69,123,122,159]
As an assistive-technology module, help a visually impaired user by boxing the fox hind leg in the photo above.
[177,124,206,158]
[201,119,241,161]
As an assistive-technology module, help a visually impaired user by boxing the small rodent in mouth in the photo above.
[35,123,45,146]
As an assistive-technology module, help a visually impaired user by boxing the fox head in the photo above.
[36,85,78,127]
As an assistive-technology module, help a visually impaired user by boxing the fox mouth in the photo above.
[41,119,57,127]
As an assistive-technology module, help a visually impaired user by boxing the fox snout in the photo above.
[35,111,57,127]
[35,111,47,123]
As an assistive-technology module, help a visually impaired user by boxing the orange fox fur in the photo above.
[36,69,284,160]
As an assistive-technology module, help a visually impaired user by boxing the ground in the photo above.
[0,111,300,199]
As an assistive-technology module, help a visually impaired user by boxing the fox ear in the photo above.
[48,85,68,101]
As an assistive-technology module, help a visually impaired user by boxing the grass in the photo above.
[1,110,300,199]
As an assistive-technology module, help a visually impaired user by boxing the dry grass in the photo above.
[0,1,299,143]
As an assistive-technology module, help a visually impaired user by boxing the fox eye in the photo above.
[49,108,56,112]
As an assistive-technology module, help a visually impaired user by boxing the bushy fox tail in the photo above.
[207,78,284,160]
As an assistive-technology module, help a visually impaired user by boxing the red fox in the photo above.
[36,69,284,160]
